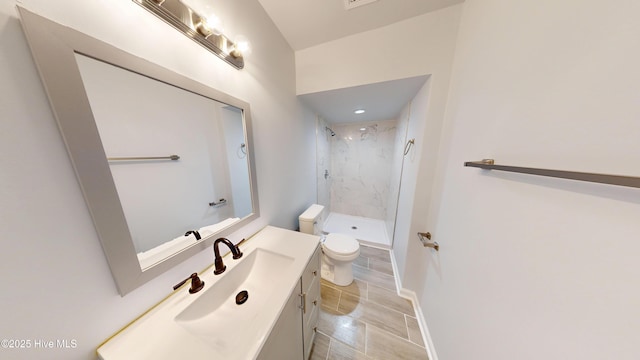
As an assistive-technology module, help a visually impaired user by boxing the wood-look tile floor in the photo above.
[309,245,429,360]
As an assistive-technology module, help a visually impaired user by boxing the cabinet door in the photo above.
[302,246,321,359]
[303,276,320,359]
[301,246,321,291]
[257,280,303,360]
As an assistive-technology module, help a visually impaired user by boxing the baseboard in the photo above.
[389,249,403,296]
[390,251,439,360]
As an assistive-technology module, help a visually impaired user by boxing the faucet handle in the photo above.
[185,230,201,240]
[173,273,205,294]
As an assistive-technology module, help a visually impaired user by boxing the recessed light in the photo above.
[354,109,365,114]
[359,127,366,131]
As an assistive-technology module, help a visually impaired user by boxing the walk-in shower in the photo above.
[316,117,408,248]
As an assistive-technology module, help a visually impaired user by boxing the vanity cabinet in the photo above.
[301,245,321,359]
[256,284,303,359]
[95,227,320,360]
[258,244,321,360]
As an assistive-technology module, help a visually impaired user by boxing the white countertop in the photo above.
[97,226,320,360]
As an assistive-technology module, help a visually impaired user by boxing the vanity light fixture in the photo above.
[133,0,248,69]
[354,109,365,114]
[232,35,251,57]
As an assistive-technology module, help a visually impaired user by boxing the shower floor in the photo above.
[323,212,391,248]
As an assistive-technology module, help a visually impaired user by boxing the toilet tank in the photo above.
[299,204,324,235]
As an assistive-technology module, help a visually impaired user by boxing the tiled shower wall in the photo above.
[330,120,398,220]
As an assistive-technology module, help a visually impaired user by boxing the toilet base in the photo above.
[320,262,334,283]
[320,255,354,287]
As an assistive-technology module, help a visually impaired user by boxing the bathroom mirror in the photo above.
[18,7,259,295]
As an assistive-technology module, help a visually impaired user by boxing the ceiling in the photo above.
[298,76,428,124]
[257,0,464,51]
[255,0,461,124]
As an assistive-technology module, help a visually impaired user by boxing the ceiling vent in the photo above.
[344,0,379,10]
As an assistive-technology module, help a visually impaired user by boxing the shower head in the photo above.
[325,126,336,137]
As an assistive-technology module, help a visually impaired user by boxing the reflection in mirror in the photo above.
[75,55,252,270]
[18,6,259,295]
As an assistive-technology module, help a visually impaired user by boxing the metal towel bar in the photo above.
[418,232,439,251]
[464,159,640,189]
[209,198,227,207]
[108,155,180,161]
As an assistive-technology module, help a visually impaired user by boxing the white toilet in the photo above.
[299,204,360,286]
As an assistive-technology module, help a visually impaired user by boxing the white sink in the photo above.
[174,248,295,352]
[97,226,320,360]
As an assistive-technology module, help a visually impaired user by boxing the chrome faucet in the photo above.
[213,238,243,275]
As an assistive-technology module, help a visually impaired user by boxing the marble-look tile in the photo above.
[352,264,396,292]
[318,309,366,352]
[310,331,330,360]
[367,284,414,316]
[366,324,428,360]
[328,338,370,360]
[359,246,391,263]
[338,292,408,339]
[330,120,398,219]
[369,258,393,276]
[406,315,425,347]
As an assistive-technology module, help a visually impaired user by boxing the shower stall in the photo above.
[316,114,409,248]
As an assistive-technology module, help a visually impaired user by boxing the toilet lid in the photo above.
[324,233,359,255]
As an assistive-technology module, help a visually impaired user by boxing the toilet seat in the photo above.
[323,233,360,260]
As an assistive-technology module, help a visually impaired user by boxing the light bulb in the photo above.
[203,14,223,36]
[231,35,251,57]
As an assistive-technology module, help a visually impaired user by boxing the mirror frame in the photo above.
[18,6,260,295]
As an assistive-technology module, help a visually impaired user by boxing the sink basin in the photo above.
[174,248,295,352]
[97,226,321,360]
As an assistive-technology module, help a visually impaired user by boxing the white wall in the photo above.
[295,4,463,95]
[392,77,436,280]
[0,0,315,358]
[295,4,463,280]
[405,0,640,359]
